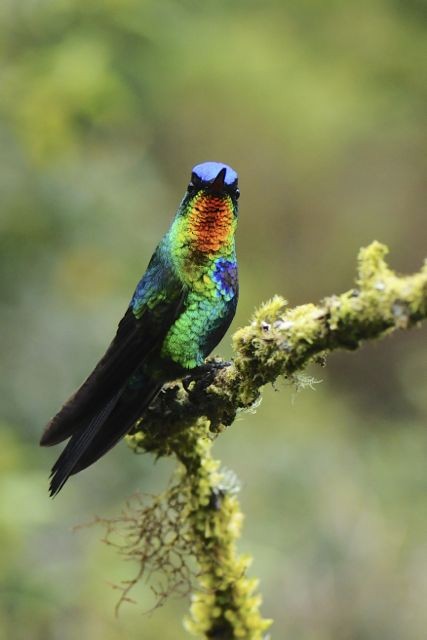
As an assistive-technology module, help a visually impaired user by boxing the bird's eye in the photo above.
[234,189,240,200]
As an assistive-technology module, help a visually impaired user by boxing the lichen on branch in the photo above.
[131,241,427,445]
[96,242,426,639]
[96,419,272,639]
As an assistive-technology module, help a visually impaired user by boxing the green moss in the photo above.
[126,418,272,638]
[115,242,426,638]
[175,420,272,639]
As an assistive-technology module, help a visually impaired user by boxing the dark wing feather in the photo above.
[48,392,122,496]
[48,380,161,496]
[41,246,184,446]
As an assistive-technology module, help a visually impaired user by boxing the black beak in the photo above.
[210,167,227,192]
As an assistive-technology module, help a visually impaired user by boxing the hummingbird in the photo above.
[41,162,240,496]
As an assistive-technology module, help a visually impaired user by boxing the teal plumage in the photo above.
[41,162,239,496]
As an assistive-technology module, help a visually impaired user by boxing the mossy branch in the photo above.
[98,242,426,639]
[131,241,427,449]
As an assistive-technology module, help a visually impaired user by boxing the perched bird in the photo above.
[41,162,240,496]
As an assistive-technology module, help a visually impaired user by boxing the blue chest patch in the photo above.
[212,258,238,301]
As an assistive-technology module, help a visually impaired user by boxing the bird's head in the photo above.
[187,162,239,203]
[172,162,239,257]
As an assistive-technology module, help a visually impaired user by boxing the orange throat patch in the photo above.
[188,194,235,253]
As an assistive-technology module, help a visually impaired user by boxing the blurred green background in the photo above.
[1,1,426,638]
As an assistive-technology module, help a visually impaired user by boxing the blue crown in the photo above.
[192,162,238,186]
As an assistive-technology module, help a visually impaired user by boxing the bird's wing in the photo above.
[41,246,184,446]
[48,378,161,496]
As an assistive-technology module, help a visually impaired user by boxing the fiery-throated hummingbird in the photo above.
[41,162,239,496]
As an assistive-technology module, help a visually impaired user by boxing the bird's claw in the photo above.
[182,360,230,393]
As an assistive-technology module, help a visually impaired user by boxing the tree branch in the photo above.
[130,241,427,452]
[101,241,426,639]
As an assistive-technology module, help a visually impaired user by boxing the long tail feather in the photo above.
[49,382,161,497]
[49,393,121,496]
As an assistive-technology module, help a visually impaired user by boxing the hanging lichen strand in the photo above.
[94,242,426,639]
[96,418,272,639]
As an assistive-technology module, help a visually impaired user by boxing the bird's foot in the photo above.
[181,359,230,393]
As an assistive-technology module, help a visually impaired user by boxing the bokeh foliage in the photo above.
[0,1,426,639]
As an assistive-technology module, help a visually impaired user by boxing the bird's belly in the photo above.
[160,292,232,369]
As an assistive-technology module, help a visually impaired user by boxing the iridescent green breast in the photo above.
[161,257,238,368]
[158,183,238,369]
